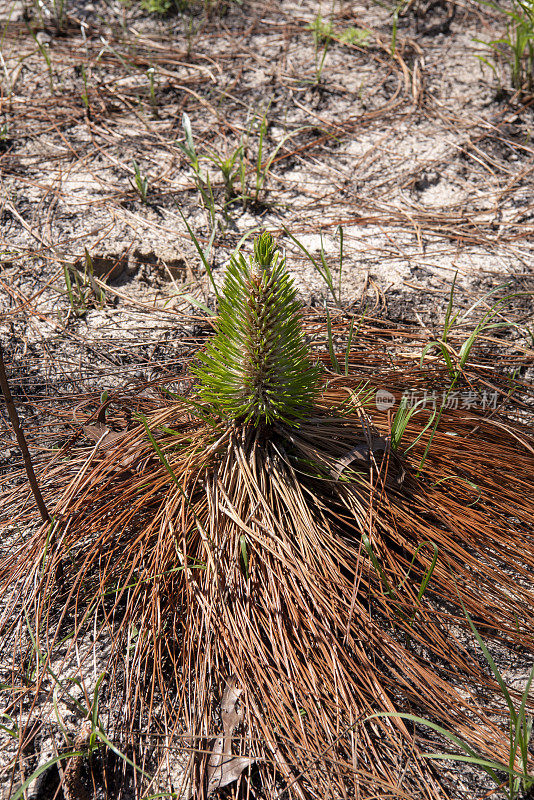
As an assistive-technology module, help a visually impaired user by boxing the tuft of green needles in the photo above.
[194,232,320,427]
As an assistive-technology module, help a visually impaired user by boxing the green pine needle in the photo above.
[194,232,320,427]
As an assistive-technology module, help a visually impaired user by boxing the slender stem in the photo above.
[0,344,51,524]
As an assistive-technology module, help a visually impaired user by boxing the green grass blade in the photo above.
[416,542,438,601]
[402,406,437,455]
[326,305,340,372]
[443,271,459,340]
[240,534,249,579]
[11,751,87,800]
[178,209,220,302]
[364,712,502,784]
[344,316,355,376]
[458,598,516,721]
[93,725,151,780]
[337,225,343,306]
[362,535,396,601]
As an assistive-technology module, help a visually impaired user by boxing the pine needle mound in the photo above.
[2,235,534,800]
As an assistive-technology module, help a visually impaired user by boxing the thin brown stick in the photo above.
[0,343,51,524]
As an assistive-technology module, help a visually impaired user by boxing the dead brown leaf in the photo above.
[206,676,254,795]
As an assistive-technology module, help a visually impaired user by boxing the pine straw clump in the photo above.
[2,236,534,799]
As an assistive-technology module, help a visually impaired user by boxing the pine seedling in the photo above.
[4,230,534,800]
[194,232,320,427]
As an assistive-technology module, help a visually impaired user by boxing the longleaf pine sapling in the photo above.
[194,232,320,427]
[2,230,534,800]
